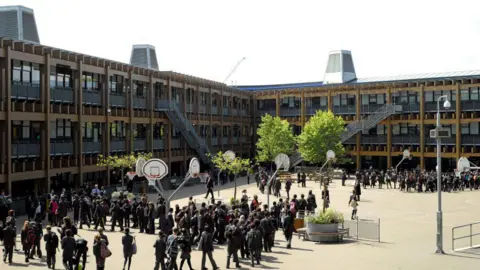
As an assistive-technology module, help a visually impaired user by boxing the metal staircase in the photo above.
[156,100,214,168]
[289,103,399,168]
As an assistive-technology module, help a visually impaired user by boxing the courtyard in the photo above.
[3,177,480,270]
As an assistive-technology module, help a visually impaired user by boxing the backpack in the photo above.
[27,229,36,245]
[49,232,59,249]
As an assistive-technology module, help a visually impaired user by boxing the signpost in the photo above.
[266,153,290,207]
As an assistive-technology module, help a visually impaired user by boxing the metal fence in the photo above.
[452,221,480,251]
[341,217,381,242]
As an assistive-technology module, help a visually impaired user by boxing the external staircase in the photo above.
[156,100,214,168]
[289,103,399,168]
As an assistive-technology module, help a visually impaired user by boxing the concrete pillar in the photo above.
[419,85,425,170]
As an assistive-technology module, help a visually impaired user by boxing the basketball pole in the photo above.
[266,169,279,208]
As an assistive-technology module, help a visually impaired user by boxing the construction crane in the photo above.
[223,57,246,84]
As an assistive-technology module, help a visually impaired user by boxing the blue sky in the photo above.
[3,0,480,85]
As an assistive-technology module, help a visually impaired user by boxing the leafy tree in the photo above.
[211,151,250,200]
[97,152,153,188]
[297,110,346,164]
[256,114,295,163]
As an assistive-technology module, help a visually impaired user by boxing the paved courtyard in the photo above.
[3,177,480,270]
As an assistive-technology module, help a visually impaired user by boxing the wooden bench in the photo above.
[309,228,350,243]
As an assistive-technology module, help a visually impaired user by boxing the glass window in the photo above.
[333,96,340,106]
[21,63,31,83]
[22,121,30,139]
[320,96,328,106]
[392,124,400,135]
[461,89,469,101]
[57,120,64,137]
[65,120,71,138]
[433,91,442,102]
[461,124,469,135]
[369,94,377,104]
[452,124,456,135]
[471,122,479,135]
[443,90,451,102]
[12,60,21,82]
[341,95,347,106]
[425,92,433,102]
[361,95,368,105]
[408,92,417,104]
[377,94,385,104]
[377,125,385,135]
[470,87,479,101]
[32,64,40,84]
[50,121,57,139]
[400,123,408,135]
[451,90,456,101]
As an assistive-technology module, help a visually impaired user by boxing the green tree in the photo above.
[97,152,153,188]
[211,151,250,201]
[256,114,295,163]
[297,110,346,164]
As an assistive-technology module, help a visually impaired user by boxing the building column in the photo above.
[386,88,392,168]
[5,47,12,194]
[300,90,305,129]
[148,74,154,153]
[77,61,84,187]
[104,65,111,186]
[128,71,133,152]
[276,92,280,117]
[42,53,51,192]
[456,83,461,160]
[327,89,333,111]
[220,88,224,151]
[355,89,361,169]
[167,80,172,174]
[419,85,425,170]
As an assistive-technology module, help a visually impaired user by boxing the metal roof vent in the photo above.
[0,5,40,43]
[323,50,357,84]
[130,44,159,70]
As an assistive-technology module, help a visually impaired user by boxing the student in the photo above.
[43,225,59,269]
[122,228,134,270]
[348,190,359,220]
[2,221,16,264]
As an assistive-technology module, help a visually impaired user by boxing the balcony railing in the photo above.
[12,140,41,157]
[241,137,248,143]
[397,103,420,113]
[211,137,218,146]
[306,106,328,115]
[461,100,480,111]
[51,87,74,104]
[257,109,276,116]
[133,139,147,151]
[361,104,384,114]
[211,106,218,115]
[462,135,480,145]
[11,82,41,101]
[392,135,420,145]
[110,139,126,152]
[199,105,207,114]
[223,108,229,116]
[222,137,229,145]
[233,137,239,144]
[83,140,101,154]
[186,103,193,113]
[333,105,356,115]
[172,138,181,148]
[50,140,74,156]
[153,139,165,150]
[425,136,456,145]
[133,97,147,109]
[425,102,455,112]
[109,93,126,107]
[280,107,301,117]
[232,109,238,116]
[83,90,102,106]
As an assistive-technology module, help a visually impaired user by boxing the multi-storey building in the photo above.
[0,36,254,196]
[239,50,480,173]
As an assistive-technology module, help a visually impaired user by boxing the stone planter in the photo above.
[306,222,340,242]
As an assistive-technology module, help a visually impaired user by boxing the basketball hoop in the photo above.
[143,159,169,190]
[126,171,136,181]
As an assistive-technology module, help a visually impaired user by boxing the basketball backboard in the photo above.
[136,157,146,177]
[326,150,336,161]
[189,158,200,177]
[274,153,290,170]
[457,157,470,172]
[223,150,236,161]
[403,149,411,158]
[143,158,168,183]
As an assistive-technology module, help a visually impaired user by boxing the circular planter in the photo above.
[306,222,340,242]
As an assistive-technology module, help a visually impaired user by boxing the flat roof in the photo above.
[236,70,480,91]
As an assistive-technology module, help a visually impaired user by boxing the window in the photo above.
[341,95,348,106]
[361,95,368,105]
[110,121,126,138]
[305,97,312,108]
[110,75,123,93]
[212,94,217,107]
[83,72,100,91]
[471,122,479,135]
[369,94,377,104]
[460,89,469,101]
[470,87,479,101]
[377,124,385,135]
[12,60,39,84]
[392,124,400,135]
[154,124,164,138]
[400,123,408,135]
[135,81,145,97]
[425,92,433,102]
[333,96,340,106]
[452,124,456,135]
[408,124,418,135]
[461,124,469,135]
[223,96,229,108]
[377,94,385,105]
[408,92,418,104]
[320,96,328,106]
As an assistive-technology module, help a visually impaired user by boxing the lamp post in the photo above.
[436,95,451,254]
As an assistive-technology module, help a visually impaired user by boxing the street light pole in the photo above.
[436,95,450,254]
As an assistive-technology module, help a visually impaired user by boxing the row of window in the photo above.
[12,60,40,85]
[363,123,480,136]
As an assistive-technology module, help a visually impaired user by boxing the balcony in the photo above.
[83,90,102,106]
[133,97,147,109]
[172,138,181,148]
[343,136,356,144]
[110,139,126,152]
[186,103,193,113]
[133,139,147,151]
[211,137,218,146]
[361,135,387,145]
[462,135,480,145]
[222,137,229,145]
[12,140,41,157]
[83,140,101,154]
[361,104,384,114]
[280,107,301,117]
[153,139,165,150]
[306,106,328,115]
[50,140,74,156]
[333,105,356,115]
[257,109,276,117]
[425,136,456,145]
[391,135,419,145]
[462,100,480,111]
[109,93,126,107]
[425,102,455,112]
[11,82,41,101]
[211,107,218,115]
[50,87,74,104]
[398,103,420,113]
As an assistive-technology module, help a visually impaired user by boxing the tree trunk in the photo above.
[233,174,238,201]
